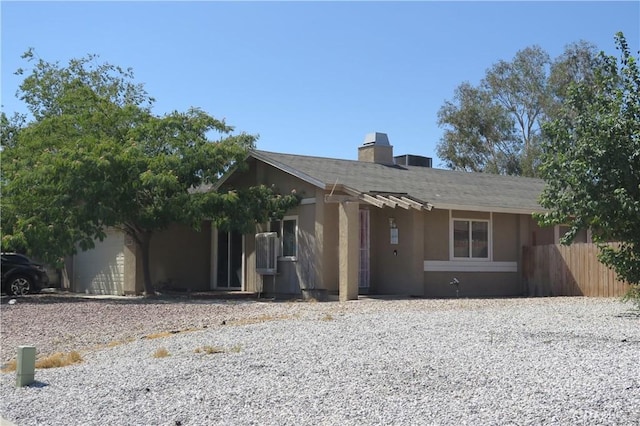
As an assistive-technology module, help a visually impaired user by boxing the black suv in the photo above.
[1,253,49,296]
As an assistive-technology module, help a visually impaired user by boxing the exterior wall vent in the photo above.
[255,232,278,275]
[394,154,432,168]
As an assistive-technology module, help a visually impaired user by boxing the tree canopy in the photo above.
[437,41,601,177]
[536,33,640,289]
[1,51,299,295]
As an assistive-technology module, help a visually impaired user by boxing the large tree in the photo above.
[1,51,299,295]
[437,41,600,177]
[536,33,640,292]
[436,83,519,174]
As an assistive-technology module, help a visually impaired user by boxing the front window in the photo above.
[453,219,489,259]
[270,216,297,259]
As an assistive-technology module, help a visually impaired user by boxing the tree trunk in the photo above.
[139,231,154,297]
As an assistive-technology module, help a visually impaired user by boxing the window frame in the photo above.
[450,217,491,261]
[269,215,298,261]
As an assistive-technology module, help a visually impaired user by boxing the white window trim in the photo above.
[424,260,517,273]
[270,215,298,261]
[449,211,492,261]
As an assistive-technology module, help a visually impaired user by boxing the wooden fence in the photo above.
[522,243,631,297]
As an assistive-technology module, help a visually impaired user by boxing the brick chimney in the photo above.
[358,132,393,165]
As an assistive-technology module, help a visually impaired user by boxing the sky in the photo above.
[2,1,639,166]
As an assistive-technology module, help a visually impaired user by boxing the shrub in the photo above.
[623,285,640,310]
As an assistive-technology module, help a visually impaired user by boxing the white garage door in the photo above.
[73,230,125,295]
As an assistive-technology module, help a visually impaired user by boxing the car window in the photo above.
[1,254,31,264]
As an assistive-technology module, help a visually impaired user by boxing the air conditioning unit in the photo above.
[255,232,278,275]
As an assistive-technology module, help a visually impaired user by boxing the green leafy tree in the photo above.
[1,51,299,295]
[437,83,519,174]
[437,42,600,177]
[536,33,640,297]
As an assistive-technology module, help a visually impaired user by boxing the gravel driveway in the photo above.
[1,294,638,425]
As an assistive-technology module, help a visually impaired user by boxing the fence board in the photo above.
[523,243,631,297]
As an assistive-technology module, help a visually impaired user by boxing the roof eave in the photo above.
[251,150,326,189]
[430,202,546,215]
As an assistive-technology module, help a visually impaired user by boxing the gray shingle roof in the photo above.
[251,150,546,214]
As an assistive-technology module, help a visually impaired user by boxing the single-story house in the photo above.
[67,132,587,299]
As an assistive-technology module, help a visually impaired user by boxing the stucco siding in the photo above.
[256,161,318,198]
[493,213,519,262]
[408,209,426,296]
[369,207,423,295]
[322,200,339,293]
[272,203,317,294]
[297,203,319,290]
[423,210,525,297]
[244,231,258,292]
[451,210,491,220]
[227,159,323,296]
[424,209,449,261]
[530,219,555,246]
[424,271,524,298]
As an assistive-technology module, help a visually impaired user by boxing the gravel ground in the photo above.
[0,295,638,426]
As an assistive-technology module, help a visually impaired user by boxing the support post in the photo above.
[339,201,359,302]
[16,346,36,387]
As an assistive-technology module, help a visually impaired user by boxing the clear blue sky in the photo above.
[2,1,639,166]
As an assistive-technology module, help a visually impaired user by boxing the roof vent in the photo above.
[362,132,390,146]
[359,132,393,164]
[394,154,432,168]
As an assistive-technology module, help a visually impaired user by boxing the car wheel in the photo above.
[9,275,32,296]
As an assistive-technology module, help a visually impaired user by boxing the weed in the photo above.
[1,360,17,373]
[68,351,82,363]
[228,314,295,326]
[321,313,334,321]
[35,351,83,369]
[153,347,170,358]
[106,337,135,348]
[144,332,173,340]
[194,345,225,355]
[194,344,242,355]
[2,351,83,372]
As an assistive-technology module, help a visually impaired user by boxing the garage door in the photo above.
[73,230,125,295]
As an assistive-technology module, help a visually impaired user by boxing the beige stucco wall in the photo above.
[235,163,324,295]
[223,158,320,295]
[422,209,530,298]
[358,145,394,165]
[123,238,143,295]
[269,203,318,294]
[247,188,338,296]
[424,208,449,260]
[424,271,523,298]
[255,161,318,198]
[244,229,258,293]
[530,218,555,245]
[451,210,491,220]
[338,201,360,301]
[493,213,519,262]
[322,198,339,293]
[368,206,425,296]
